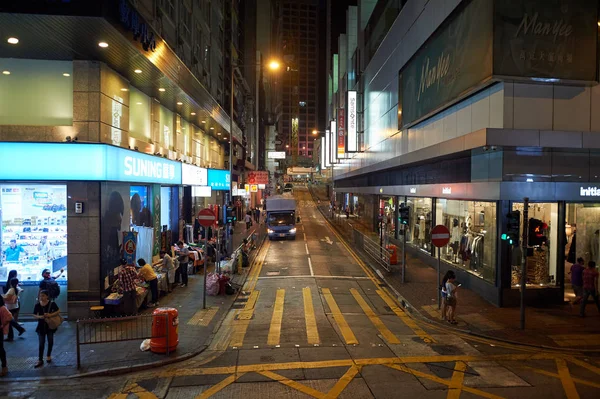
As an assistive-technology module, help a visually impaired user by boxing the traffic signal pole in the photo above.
[520,197,529,330]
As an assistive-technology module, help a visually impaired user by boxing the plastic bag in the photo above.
[140,339,151,351]
[206,273,220,296]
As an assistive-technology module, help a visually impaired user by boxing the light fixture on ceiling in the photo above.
[201,120,206,123]
[217,132,222,136]
[210,127,214,130]
[136,102,142,105]
[177,101,183,105]
[120,88,128,92]
[191,112,196,116]
[2,71,10,75]
[98,42,109,48]
[158,88,166,92]
[134,69,142,74]
[62,73,70,77]
[7,37,19,45]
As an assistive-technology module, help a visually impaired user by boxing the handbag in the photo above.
[44,304,64,330]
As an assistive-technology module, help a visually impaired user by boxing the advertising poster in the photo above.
[100,182,131,279]
[122,231,137,265]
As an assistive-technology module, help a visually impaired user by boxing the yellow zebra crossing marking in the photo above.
[350,288,400,344]
[303,287,320,345]
[230,290,260,347]
[322,288,358,345]
[267,289,286,345]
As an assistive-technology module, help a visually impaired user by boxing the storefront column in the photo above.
[557,201,567,297]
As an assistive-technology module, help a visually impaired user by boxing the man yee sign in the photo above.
[399,0,493,128]
[398,0,598,129]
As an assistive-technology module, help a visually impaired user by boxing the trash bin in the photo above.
[387,244,398,265]
[150,307,179,354]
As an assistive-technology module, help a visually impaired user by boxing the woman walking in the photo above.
[440,271,455,321]
[3,278,25,340]
[0,296,12,376]
[32,290,60,368]
[3,270,17,295]
[445,273,460,324]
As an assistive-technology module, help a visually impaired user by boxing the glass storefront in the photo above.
[379,196,396,238]
[1,184,68,283]
[406,197,432,253]
[511,202,558,287]
[435,200,497,283]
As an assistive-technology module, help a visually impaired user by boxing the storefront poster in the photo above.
[152,184,161,257]
[122,231,137,265]
[337,108,345,157]
[399,0,493,127]
[100,182,131,280]
[493,0,598,82]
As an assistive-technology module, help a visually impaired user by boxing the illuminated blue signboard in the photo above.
[0,142,182,184]
[207,168,230,190]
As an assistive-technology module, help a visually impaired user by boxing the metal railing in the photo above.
[76,313,169,369]
[231,224,266,274]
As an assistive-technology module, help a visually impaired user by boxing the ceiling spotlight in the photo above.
[201,120,206,123]
[62,73,70,77]
[158,88,166,92]
[191,112,196,116]
[120,88,128,92]
[2,71,10,75]
[98,42,109,48]
[136,102,142,105]
[7,37,19,45]
[210,127,214,130]
[134,69,142,74]
[177,101,183,105]
[217,132,222,136]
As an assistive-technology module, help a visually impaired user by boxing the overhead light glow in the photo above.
[62,73,70,77]
[7,37,19,45]
[201,120,206,123]
[217,132,222,135]
[98,42,109,48]
[158,88,166,92]
[120,88,128,92]
[191,112,196,116]
[177,101,183,105]
[136,102,142,105]
[134,69,142,74]
[2,71,10,75]
[210,127,214,130]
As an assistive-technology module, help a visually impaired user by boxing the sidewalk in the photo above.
[1,222,264,380]
[310,185,600,351]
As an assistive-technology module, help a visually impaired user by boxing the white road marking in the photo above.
[320,236,333,245]
[303,232,307,241]
[258,275,371,280]
[308,257,314,276]
[305,243,309,254]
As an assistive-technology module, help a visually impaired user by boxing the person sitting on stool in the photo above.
[136,259,158,307]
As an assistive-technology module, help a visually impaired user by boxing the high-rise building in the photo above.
[277,0,320,163]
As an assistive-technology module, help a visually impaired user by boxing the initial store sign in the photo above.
[580,187,600,197]
[442,187,452,194]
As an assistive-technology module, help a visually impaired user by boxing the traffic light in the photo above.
[398,205,410,225]
[502,210,520,245]
[226,206,236,224]
[528,218,547,247]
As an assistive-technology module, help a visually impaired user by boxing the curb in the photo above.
[307,187,600,355]
[3,229,269,382]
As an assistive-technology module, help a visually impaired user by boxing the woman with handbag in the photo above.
[0,296,12,376]
[3,278,25,340]
[32,290,61,368]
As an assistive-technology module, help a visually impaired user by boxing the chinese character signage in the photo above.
[399,0,493,128]
[208,169,231,190]
[247,171,269,185]
[337,108,345,158]
[493,0,597,82]
[347,91,358,152]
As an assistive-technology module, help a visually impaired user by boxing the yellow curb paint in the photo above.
[303,287,320,344]
[555,358,580,399]
[230,290,260,347]
[350,288,400,344]
[324,365,360,399]
[322,288,358,345]
[196,373,244,399]
[267,289,286,346]
[258,370,326,399]
[377,289,435,343]
[446,361,467,399]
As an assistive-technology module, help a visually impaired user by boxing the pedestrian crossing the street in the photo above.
[226,285,434,349]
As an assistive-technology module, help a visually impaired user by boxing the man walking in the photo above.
[579,261,600,317]
[174,241,189,287]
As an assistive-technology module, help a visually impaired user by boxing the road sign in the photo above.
[431,225,450,248]
[197,208,217,227]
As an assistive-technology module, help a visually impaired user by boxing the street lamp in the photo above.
[312,130,318,135]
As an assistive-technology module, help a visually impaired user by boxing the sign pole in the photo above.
[402,225,407,283]
[437,247,441,309]
[520,197,529,330]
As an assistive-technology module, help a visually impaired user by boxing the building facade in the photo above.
[328,0,600,306]
[0,0,255,318]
